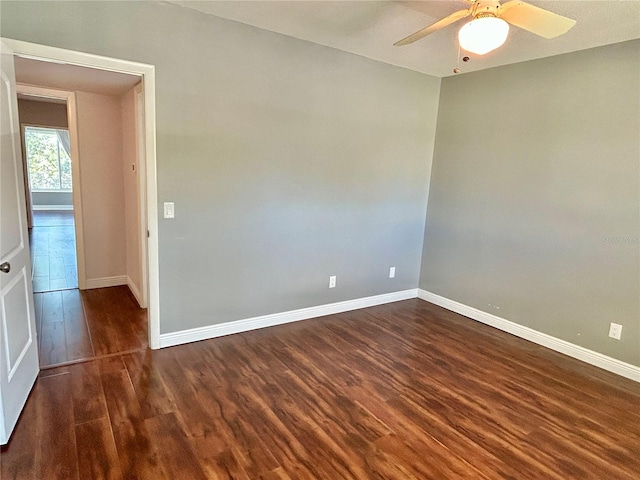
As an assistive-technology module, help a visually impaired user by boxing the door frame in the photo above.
[134,83,149,309]
[17,88,86,291]
[2,38,161,349]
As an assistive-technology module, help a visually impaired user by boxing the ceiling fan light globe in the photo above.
[458,17,510,55]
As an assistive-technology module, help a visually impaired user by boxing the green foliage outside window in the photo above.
[25,127,72,190]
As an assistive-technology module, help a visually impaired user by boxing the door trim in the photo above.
[134,83,148,309]
[2,38,161,349]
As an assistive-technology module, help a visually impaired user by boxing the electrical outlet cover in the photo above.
[608,322,623,340]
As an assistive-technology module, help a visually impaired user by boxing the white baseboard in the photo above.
[32,205,73,211]
[158,285,639,382]
[84,275,128,290]
[418,289,640,383]
[160,289,419,348]
[126,276,144,308]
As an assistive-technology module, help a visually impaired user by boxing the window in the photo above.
[25,126,72,191]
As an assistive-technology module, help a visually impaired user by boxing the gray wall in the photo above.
[420,40,640,367]
[1,1,441,334]
[31,191,73,208]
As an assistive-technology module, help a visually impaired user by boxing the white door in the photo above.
[0,40,39,445]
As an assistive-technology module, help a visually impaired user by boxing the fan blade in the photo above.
[499,1,576,39]
[394,8,471,46]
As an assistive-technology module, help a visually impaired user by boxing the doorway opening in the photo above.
[23,120,78,293]
[16,71,149,368]
[4,38,161,359]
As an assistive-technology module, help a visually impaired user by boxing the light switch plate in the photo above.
[164,202,175,219]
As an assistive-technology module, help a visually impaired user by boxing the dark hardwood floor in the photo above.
[29,212,147,367]
[29,211,78,292]
[2,299,639,479]
[35,286,147,368]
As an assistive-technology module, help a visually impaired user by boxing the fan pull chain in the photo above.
[453,43,462,74]
[454,44,470,74]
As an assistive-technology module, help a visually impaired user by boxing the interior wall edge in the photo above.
[127,275,144,308]
[416,76,443,283]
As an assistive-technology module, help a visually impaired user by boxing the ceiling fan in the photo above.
[394,0,576,55]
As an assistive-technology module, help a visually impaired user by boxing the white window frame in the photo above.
[23,125,73,192]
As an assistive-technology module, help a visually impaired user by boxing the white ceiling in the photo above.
[14,56,141,96]
[169,0,640,77]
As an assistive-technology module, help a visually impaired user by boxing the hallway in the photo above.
[29,211,77,293]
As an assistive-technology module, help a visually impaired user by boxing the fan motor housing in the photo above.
[472,0,502,18]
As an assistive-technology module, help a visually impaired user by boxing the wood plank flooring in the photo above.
[2,299,639,479]
[29,211,78,292]
[35,286,147,368]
